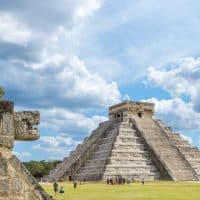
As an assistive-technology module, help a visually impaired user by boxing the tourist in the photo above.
[107,178,109,185]
[122,177,126,184]
[53,181,58,195]
[142,178,144,185]
[126,177,130,184]
[59,186,64,193]
[110,178,113,185]
[73,180,77,188]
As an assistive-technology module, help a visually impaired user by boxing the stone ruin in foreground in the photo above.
[47,101,200,182]
[0,99,51,199]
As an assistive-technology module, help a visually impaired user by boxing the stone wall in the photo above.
[0,100,51,200]
[156,119,200,179]
[134,116,198,180]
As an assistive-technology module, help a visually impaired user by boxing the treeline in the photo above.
[23,160,61,178]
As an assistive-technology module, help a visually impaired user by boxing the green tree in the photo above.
[23,160,62,178]
[0,87,5,100]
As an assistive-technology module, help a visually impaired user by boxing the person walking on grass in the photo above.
[142,178,144,185]
[73,179,77,188]
[53,181,58,195]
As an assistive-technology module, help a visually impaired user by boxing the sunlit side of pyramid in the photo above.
[46,101,200,181]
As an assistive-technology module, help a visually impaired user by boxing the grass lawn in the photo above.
[42,181,200,200]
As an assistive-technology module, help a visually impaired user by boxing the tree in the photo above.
[0,87,5,100]
[23,160,61,178]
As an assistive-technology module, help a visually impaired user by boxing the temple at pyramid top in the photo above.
[46,100,200,182]
[109,100,154,122]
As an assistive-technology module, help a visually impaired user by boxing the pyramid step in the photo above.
[111,149,147,153]
[135,118,198,180]
[113,143,145,150]
[115,137,141,144]
[105,164,155,169]
[109,160,152,165]
[109,157,150,162]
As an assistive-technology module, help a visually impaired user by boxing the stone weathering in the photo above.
[0,90,51,199]
[47,101,200,182]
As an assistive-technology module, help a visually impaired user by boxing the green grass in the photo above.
[42,181,200,200]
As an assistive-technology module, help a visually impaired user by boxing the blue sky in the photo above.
[1,0,200,161]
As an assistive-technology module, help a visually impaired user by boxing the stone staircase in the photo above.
[75,123,119,180]
[46,121,111,182]
[156,119,200,180]
[134,117,198,181]
[102,122,161,180]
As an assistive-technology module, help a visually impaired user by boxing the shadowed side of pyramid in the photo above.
[46,101,200,182]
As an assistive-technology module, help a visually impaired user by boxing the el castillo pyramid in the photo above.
[46,101,200,182]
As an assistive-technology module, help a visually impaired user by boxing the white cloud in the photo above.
[145,97,200,131]
[147,57,200,111]
[40,107,108,135]
[13,151,31,158]
[180,134,193,144]
[0,12,31,45]
[1,54,121,110]
[75,0,102,19]
[15,105,108,159]
[32,135,80,156]
[58,55,121,107]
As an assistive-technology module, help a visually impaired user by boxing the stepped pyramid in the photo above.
[47,101,200,181]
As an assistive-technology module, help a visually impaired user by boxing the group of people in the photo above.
[53,179,80,195]
[53,181,64,195]
[106,176,144,185]
[106,176,130,185]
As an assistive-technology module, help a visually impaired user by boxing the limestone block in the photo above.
[10,178,24,195]
[0,136,14,148]
[25,192,37,200]
[10,197,24,200]
[0,178,9,196]
[9,155,36,185]
[0,156,7,176]
[14,111,40,141]
[1,113,14,136]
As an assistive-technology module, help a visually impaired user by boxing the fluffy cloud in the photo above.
[148,57,200,112]
[33,135,80,155]
[1,55,120,110]
[13,151,31,159]
[0,0,121,161]
[0,0,120,110]
[74,0,102,19]
[40,107,108,136]
[0,12,31,45]
[15,105,108,159]
[145,98,200,131]
[180,134,193,144]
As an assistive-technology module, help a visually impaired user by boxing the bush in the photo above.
[23,160,61,178]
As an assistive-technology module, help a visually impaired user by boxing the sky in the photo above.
[1,0,200,161]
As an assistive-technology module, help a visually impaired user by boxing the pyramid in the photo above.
[47,101,200,181]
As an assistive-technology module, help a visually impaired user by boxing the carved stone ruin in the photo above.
[0,98,51,199]
[47,100,200,182]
